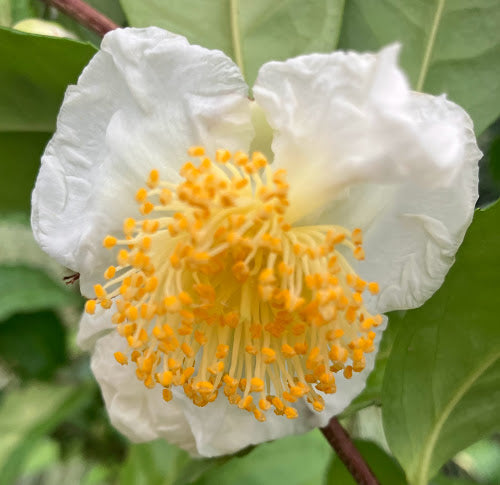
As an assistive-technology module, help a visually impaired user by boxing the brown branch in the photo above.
[41,0,119,36]
[321,417,380,485]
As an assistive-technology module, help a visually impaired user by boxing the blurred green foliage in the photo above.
[0,0,499,484]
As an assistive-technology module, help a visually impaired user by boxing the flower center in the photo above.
[85,147,382,421]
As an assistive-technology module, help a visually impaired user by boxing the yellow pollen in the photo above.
[90,147,382,422]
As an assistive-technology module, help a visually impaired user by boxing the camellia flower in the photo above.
[31,27,480,457]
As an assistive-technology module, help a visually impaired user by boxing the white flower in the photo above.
[31,27,481,457]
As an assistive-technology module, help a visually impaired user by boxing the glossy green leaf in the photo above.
[382,203,500,485]
[0,131,51,214]
[120,440,191,485]
[0,27,97,131]
[119,0,345,85]
[0,310,67,379]
[191,430,331,485]
[326,440,406,484]
[0,265,76,321]
[0,384,90,485]
[338,0,500,135]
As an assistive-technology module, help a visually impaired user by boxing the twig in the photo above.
[321,417,380,485]
[41,0,119,36]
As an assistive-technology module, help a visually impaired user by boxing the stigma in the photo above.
[86,147,383,422]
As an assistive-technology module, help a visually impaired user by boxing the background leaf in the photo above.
[0,27,96,131]
[0,384,90,485]
[190,430,331,485]
[0,265,77,321]
[382,202,500,485]
[119,0,345,85]
[0,310,67,380]
[0,132,51,214]
[119,440,190,485]
[338,0,500,135]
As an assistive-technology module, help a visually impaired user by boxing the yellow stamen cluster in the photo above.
[87,147,383,421]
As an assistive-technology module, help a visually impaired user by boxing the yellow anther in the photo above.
[93,284,106,299]
[117,249,129,266]
[135,188,148,202]
[272,396,285,412]
[125,306,138,321]
[351,228,363,245]
[159,188,172,205]
[216,344,229,359]
[251,151,267,168]
[368,282,380,294]
[178,291,193,305]
[285,407,298,419]
[147,169,160,188]
[142,219,159,234]
[312,400,324,412]
[354,246,365,260]
[114,352,128,365]
[245,345,258,355]
[187,146,205,157]
[140,201,154,215]
[262,347,276,364]
[343,366,353,379]
[103,235,117,248]
[215,148,231,163]
[123,217,136,235]
[85,300,96,314]
[253,409,266,422]
[162,389,173,401]
[294,342,308,355]
[281,344,296,358]
[259,398,271,411]
[104,266,116,280]
[144,276,158,293]
[234,151,249,166]
[250,377,265,393]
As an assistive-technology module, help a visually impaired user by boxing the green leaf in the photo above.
[382,202,500,485]
[0,27,97,131]
[0,0,11,27]
[326,440,406,484]
[0,265,77,321]
[0,384,90,485]
[0,310,67,379]
[119,0,345,85]
[119,440,191,485]
[10,0,38,24]
[191,430,331,485]
[431,477,478,485]
[0,131,51,214]
[338,0,500,135]
[478,119,500,208]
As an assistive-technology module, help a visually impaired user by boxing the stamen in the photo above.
[87,147,382,422]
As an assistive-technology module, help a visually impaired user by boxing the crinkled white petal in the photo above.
[253,45,469,221]
[88,314,384,457]
[77,306,114,352]
[315,94,480,313]
[91,332,198,454]
[31,27,253,296]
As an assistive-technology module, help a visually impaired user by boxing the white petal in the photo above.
[31,27,252,295]
[317,94,481,313]
[91,332,198,454]
[253,45,470,221]
[89,317,383,456]
[76,307,114,352]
